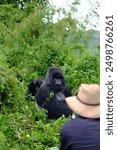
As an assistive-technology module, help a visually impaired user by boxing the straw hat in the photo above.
[65,84,100,118]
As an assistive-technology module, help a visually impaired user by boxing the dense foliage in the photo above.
[0,2,100,149]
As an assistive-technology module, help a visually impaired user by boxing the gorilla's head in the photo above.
[44,67,65,92]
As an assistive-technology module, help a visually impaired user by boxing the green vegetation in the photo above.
[0,1,100,149]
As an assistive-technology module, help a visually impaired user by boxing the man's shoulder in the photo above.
[60,117,100,149]
[61,118,79,133]
[61,117,100,133]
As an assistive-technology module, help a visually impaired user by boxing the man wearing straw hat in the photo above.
[60,84,100,150]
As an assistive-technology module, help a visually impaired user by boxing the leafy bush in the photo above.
[0,131,7,150]
[0,57,25,111]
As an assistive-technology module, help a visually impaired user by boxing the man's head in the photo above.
[65,84,100,119]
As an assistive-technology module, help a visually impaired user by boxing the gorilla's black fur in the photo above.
[28,79,43,96]
[35,67,73,119]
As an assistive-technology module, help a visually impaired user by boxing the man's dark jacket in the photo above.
[60,116,100,150]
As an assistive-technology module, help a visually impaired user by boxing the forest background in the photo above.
[0,0,100,149]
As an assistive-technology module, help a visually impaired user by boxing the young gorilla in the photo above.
[28,79,43,96]
[35,67,73,119]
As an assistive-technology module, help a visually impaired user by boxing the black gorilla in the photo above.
[28,79,43,96]
[35,67,73,119]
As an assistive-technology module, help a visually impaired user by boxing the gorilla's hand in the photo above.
[55,92,65,103]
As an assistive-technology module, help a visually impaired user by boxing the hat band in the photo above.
[77,96,100,106]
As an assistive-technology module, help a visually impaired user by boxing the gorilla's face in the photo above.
[51,72,65,91]
[45,67,65,92]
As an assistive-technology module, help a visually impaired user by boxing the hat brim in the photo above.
[65,96,100,119]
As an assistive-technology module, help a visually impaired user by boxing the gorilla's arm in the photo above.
[35,84,60,119]
[63,85,72,97]
[35,84,53,107]
[35,84,72,119]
